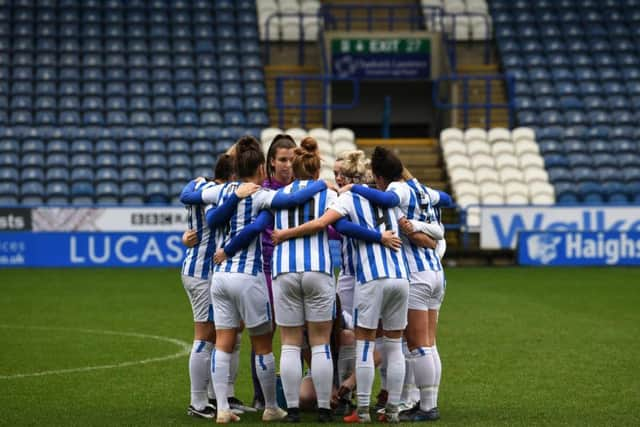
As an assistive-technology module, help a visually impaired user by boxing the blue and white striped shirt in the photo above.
[329,191,409,285]
[273,180,337,278]
[209,183,276,276]
[388,180,442,272]
[406,178,447,261]
[181,180,220,280]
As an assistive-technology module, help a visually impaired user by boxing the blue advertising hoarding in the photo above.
[518,231,640,266]
[0,232,185,268]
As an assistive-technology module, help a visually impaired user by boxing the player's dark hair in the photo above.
[214,153,234,181]
[235,135,264,178]
[266,134,297,182]
[292,137,321,180]
[371,146,403,182]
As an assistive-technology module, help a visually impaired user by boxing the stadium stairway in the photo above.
[265,64,324,129]
[452,64,510,128]
[322,0,419,31]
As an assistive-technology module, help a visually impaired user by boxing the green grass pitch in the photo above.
[1,267,639,426]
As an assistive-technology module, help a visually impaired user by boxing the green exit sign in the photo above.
[332,38,430,54]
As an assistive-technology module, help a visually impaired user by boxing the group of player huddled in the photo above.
[178,132,452,423]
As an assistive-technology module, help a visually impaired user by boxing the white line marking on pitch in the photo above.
[0,324,191,379]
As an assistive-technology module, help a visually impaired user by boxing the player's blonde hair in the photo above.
[340,150,366,183]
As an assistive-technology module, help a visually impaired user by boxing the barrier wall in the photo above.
[518,231,640,266]
[479,206,640,249]
[0,207,187,268]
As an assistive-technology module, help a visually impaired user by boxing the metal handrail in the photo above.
[433,74,516,129]
[274,75,360,129]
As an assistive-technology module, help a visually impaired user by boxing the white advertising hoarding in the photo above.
[480,206,640,249]
[32,207,189,232]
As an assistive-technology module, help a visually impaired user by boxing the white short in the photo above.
[210,272,272,331]
[181,275,213,323]
[408,270,445,311]
[273,272,335,327]
[353,278,409,331]
[337,274,356,316]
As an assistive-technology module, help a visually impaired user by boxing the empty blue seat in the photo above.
[540,110,563,125]
[20,181,45,198]
[46,182,70,198]
[169,154,191,169]
[168,140,190,154]
[192,154,215,169]
[620,153,640,168]
[612,139,636,153]
[95,140,117,154]
[565,140,587,153]
[192,141,214,154]
[145,168,168,182]
[573,167,594,182]
[96,154,118,169]
[0,167,19,183]
[23,140,46,154]
[588,140,609,153]
[248,112,269,126]
[21,167,44,183]
[46,168,70,183]
[169,168,191,183]
[121,168,144,183]
[145,182,169,204]
[70,167,94,183]
[568,153,592,168]
[121,154,143,168]
[22,154,45,168]
[538,140,564,155]
[144,154,167,169]
[96,168,120,183]
[547,167,573,183]
[0,139,19,153]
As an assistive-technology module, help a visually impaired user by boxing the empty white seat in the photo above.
[443,140,467,156]
[309,128,331,143]
[492,141,515,156]
[319,167,335,182]
[531,193,555,205]
[279,0,300,13]
[464,127,487,143]
[488,127,511,144]
[512,126,535,143]
[456,193,480,208]
[334,140,357,156]
[318,140,333,156]
[331,127,355,143]
[530,181,555,198]
[466,206,481,228]
[482,193,504,204]
[285,127,307,144]
[470,15,491,40]
[471,153,495,170]
[505,181,529,197]
[520,153,545,169]
[447,154,472,170]
[321,154,335,168]
[499,167,524,183]
[480,181,503,198]
[466,140,490,156]
[495,153,519,169]
[475,166,499,183]
[524,168,549,183]
[441,127,464,143]
[261,127,283,144]
[456,182,480,198]
[515,140,540,156]
[467,0,489,13]
[505,193,529,205]
[450,167,475,184]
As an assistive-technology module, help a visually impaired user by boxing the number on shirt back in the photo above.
[373,204,392,231]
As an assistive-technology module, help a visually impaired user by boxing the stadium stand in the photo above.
[490,0,640,204]
[0,0,269,205]
[441,127,555,227]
